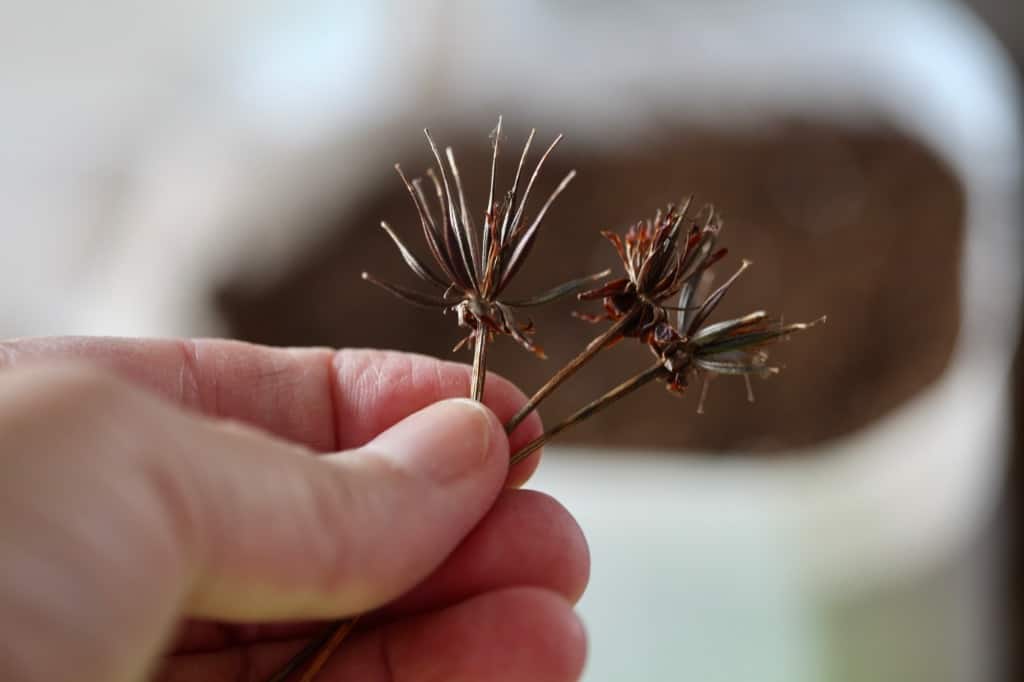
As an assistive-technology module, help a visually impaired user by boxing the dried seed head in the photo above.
[580,199,824,407]
[649,258,826,401]
[362,118,609,356]
[577,201,726,344]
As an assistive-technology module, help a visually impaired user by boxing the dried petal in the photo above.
[497,170,577,294]
[379,222,447,288]
[361,272,448,308]
[505,270,611,307]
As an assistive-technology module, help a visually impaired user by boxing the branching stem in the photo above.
[510,361,663,465]
[505,307,640,434]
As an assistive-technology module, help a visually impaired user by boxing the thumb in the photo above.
[187,396,510,620]
[0,366,507,682]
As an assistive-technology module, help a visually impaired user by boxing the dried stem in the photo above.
[505,307,640,434]
[297,617,360,682]
[510,361,663,465]
[470,331,488,402]
[265,617,358,682]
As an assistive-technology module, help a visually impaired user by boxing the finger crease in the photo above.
[0,341,15,370]
[233,641,256,682]
[177,339,203,412]
[327,350,343,452]
[379,626,400,682]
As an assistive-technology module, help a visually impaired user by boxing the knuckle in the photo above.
[0,340,15,370]
[44,363,123,402]
[0,364,162,473]
[33,364,138,426]
[0,363,131,425]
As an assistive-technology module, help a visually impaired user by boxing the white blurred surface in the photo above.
[533,449,820,681]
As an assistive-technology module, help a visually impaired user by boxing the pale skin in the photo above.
[0,338,589,681]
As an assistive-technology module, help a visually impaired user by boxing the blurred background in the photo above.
[2,1,1022,680]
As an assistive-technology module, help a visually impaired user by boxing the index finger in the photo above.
[0,337,545,483]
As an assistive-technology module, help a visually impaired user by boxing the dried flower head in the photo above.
[576,200,726,344]
[649,259,826,409]
[506,200,733,432]
[362,118,608,357]
[511,251,825,463]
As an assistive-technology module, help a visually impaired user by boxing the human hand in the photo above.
[0,338,588,681]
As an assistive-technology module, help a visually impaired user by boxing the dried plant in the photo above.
[268,124,824,682]
[273,120,607,682]
[511,257,825,463]
[506,200,725,431]
[653,279,824,398]
[576,199,725,342]
[362,117,607,400]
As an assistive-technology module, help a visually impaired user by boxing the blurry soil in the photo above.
[216,122,964,454]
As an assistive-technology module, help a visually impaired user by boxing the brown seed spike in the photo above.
[363,121,606,366]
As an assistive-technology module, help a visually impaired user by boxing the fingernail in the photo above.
[378,398,494,484]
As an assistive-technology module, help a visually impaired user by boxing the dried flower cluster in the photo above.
[270,121,824,682]
[579,204,824,399]
[576,199,725,343]
[509,202,824,463]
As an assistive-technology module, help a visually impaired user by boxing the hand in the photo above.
[0,338,588,681]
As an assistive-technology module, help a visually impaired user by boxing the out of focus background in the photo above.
[2,1,1022,680]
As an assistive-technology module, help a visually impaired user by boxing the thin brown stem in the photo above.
[505,307,640,434]
[265,617,358,682]
[297,617,360,682]
[510,361,663,465]
[470,331,488,402]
